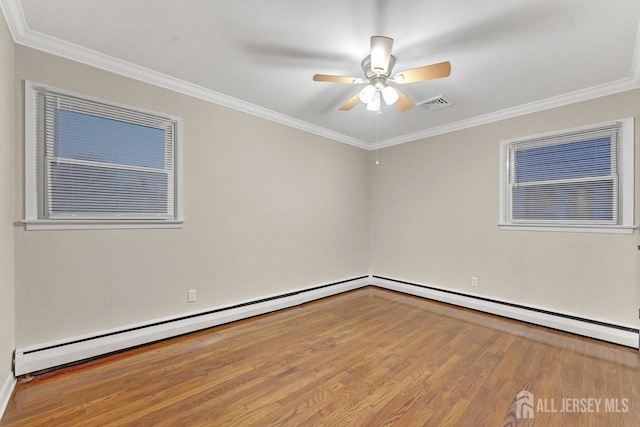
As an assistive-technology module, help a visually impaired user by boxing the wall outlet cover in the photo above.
[188,289,197,303]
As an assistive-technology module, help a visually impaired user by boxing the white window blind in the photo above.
[499,118,634,233]
[31,85,179,222]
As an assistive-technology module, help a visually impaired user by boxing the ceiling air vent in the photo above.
[416,95,453,112]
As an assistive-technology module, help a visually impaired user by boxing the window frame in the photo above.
[24,81,184,230]
[498,118,635,234]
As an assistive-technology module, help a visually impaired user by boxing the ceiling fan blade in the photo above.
[392,88,415,112]
[394,61,451,84]
[370,36,394,74]
[339,93,361,111]
[313,74,363,84]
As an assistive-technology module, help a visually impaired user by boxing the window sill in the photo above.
[22,219,184,231]
[498,223,636,234]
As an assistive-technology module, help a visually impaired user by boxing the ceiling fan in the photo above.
[313,36,451,112]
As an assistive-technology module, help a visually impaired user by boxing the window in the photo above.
[25,81,183,230]
[499,118,634,234]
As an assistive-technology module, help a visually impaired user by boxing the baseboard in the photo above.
[372,276,639,349]
[0,373,16,422]
[14,276,371,376]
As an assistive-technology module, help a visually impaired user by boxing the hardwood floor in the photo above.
[1,287,639,426]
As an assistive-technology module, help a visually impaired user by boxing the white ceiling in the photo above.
[4,0,640,148]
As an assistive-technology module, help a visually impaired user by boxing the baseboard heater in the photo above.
[372,276,639,349]
[15,274,638,376]
[14,276,371,376]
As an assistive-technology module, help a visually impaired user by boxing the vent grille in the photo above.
[417,95,453,112]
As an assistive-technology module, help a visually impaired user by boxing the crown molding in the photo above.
[0,0,25,41]
[1,0,639,151]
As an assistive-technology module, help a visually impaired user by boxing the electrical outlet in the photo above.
[188,289,197,303]
[471,277,479,287]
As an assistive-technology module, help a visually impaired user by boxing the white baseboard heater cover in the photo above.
[15,275,638,376]
[372,276,639,349]
[14,276,371,376]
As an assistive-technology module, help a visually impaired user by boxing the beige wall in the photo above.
[13,46,370,348]
[0,15,15,379]
[370,89,640,327]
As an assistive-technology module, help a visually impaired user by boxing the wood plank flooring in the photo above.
[1,287,639,426]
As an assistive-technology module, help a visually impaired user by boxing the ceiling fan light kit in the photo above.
[359,84,376,104]
[366,92,381,111]
[381,85,399,105]
[312,36,451,113]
